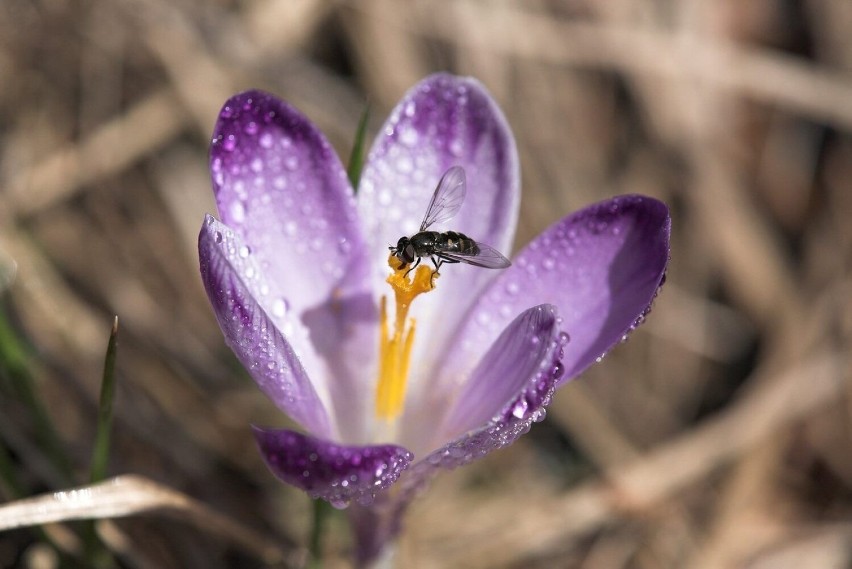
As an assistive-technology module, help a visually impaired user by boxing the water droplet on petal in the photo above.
[223,135,236,152]
[559,331,571,345]
[230,201,246,223]
[399,127,418,147]
[238,245,251,258]
[244,121,259,135]
[214,231,223,243]
[285,156,299,170]
[272,298,289,318]
[511,398,529,419]
[449,139,463,156]
[259,132,273,148]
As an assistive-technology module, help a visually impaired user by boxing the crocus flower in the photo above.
[199,73,669,565]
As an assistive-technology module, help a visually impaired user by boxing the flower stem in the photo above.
[308,498,333,568]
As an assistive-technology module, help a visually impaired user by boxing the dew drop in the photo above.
[250,157,263,173]
[259,132,273,148]
[506,281,520,295]
[223,135,236,152]
[449,139,463,156]
[559,331,571,345]
[400,127,418,147]
[284,221,297,235]
[404,101,416,117]
[244,121,259,135]
[395,155,413,173]
[273,176,287,191]
[272,298,289,318]
[214,231,223,243]
[285,156,299,170]
[542,257,556,271]
[511,398,529,419]
[238,245,251,258]
[230,201,246,223]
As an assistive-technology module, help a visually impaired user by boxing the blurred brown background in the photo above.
[1,0,851,567]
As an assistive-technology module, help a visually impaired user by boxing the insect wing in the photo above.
[436,242,511,269]
[419,166,467,231]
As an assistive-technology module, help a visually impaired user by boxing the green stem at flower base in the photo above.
[309,497,333,568]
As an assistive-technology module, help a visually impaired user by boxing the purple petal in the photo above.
[436,305,561,444]
[210,90,377,442]
[431,195,670,405]
[399,316,564,487]
[253,426,413,509]
[357,73,520,404]
[199,217,332,438]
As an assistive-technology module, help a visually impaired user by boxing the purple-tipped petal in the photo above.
[210,90,377,442]
[400,318,563,488]
[358,74,520,403]
[253,426,413,509]
[199,217,332,438]
[359,73,519,259]
[430,195,670,404]
[436,305,560,444]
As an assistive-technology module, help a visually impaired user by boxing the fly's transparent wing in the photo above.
[419,166,467,231]
[435,242,511,269]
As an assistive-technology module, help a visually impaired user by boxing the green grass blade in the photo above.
[90,316,119,484]
[84,316,120,568]
[347,105,371,193]
[0,306,74,482]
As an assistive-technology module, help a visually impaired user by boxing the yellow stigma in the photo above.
[375,254,437,422]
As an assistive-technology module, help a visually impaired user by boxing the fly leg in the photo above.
[430,256,459,275]
[403,256,421,278]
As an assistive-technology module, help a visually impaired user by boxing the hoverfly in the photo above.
[390,166,511,275]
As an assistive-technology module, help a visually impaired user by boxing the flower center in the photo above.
[375,255,437,424]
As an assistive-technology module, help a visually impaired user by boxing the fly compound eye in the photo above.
[404,244,416,263]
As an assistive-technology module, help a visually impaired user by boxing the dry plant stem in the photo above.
[419,350,844,568]
[6,90,186,217]
[0,474,297,566]
[363,1,852,131]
